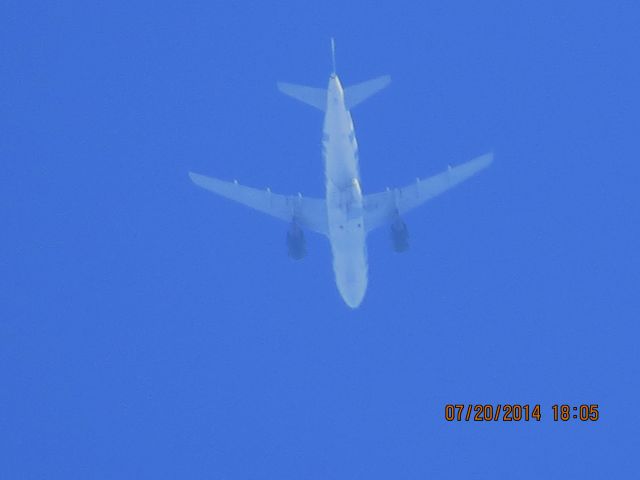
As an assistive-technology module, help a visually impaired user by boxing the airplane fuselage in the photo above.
[323,75,368,308]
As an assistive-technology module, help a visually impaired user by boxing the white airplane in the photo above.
[189,40,492,308]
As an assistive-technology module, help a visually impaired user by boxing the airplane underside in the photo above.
[189,41,493,308]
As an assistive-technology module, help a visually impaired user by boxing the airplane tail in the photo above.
[277,75,390,112]
[343,75,391,109]
[278,39,390,111]
[277,82,327,111]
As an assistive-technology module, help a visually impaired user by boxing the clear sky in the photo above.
[2,1,639,478]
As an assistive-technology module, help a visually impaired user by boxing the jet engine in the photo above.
[390,216,409,252]
[287,222,306,259]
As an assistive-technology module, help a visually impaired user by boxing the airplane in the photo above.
[189,40,493,308]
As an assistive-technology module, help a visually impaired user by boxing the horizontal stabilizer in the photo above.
[277,82,327,111]
[344,75,391,109]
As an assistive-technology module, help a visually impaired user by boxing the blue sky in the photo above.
[2,1,639,478]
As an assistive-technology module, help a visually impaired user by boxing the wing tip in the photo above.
[477,151,494,168]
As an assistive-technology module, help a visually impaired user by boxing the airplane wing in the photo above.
[189,172,329,235]
[362,152,493,233]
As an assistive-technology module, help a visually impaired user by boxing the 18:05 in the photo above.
[552,404,599,421]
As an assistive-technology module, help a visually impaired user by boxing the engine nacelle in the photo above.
[287,222,306,260]
[390,217,409,252]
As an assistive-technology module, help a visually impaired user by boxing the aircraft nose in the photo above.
[334,253,368,309]
[339,282,366,309]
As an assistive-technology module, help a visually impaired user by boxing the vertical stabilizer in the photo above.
[331,37,337,75]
